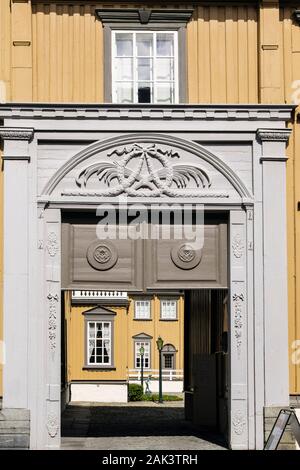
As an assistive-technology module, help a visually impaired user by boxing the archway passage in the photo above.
[60,210,229,449]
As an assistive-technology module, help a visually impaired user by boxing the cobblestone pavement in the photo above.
[61,402,227,450]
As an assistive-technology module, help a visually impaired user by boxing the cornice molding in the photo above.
[0,127,34,141]
[95,8,194,25]
[0,104,295,122]
[256,128,291,142]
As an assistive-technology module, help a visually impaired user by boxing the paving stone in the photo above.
[61,402,226,450]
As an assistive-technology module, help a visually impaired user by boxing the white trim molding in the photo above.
[256,128,292,142]
[0,127,34,141]
[0,104,295,122]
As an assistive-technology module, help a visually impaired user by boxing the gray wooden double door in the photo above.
[62,213,228,292]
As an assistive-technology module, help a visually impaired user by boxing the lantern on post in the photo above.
[156,336,164,403]
[139,345,145,390]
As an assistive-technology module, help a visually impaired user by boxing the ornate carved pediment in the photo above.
[62,142,229,198]
[43,134,252,202]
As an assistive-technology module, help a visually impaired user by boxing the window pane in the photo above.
[138,83,152,103]
[88,321,111,365]
[116,83,134,104]
[164,354,174,369]
[136,33,153,56]
[135,340,150,368]
[137,58,152,81]
[161,300,177,319]
[115,58,133,81]
[135,300,151,318]
[156,83,173,104]
[156,58,174,81]
[156,33,174,56]
[116,33,133,56]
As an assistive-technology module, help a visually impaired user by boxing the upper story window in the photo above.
[112,31,178,104]
[134,299,151,320]
[160,299,178,320]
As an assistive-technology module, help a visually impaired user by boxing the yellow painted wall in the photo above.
[279,3,300,394]
[0,1,300,394]
[187,4,258,103]
[127,295,184,373]
[66,294,184,383]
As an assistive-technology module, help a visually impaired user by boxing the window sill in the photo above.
[133,318,152,321]
[82,366,116,371]
[159,318,178,321]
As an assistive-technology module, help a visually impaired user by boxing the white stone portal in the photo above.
[0,103,294,450]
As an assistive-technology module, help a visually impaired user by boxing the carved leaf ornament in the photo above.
[72,144,215,197]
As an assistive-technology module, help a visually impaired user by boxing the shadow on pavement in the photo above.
[61,404,227,448]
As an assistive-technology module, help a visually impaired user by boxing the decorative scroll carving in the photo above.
[0,127,34,141]
[232,234,244,258]
[46,232,59,257]
[86,240,118,271]
[232,410,246,436]
[47,293,59,352]
[170,243,202,270]
[63,143,228,198]
[46,412,59,438]
[233,293,244,358]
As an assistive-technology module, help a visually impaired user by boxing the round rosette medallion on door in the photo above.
[170,242,202,270]
[86,240,118,271]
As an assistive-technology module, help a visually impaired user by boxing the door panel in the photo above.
[62,217,228,291]
[62,223,144,291]
[145,223,227,290]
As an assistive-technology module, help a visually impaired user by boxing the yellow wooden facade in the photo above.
[0,0,300,395]
[65,293,184,383]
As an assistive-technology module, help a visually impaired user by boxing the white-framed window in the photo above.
[160,299,177,320]
[87,321,112,365]
[112,30,179,104]
[135,341,151,369]
[134,299,151,320]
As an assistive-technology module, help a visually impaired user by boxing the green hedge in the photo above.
[142,394,183,402]
[128,384,143,401]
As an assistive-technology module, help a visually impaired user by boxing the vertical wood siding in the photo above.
[280,5,300,395]
[32,3,104,102]
[31,3,193,103]
[187,4,258,103]
[0,0,11,102]
[30,3,259,104]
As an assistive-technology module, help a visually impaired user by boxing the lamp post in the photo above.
[139,345,145,390]
[156,336,164,403]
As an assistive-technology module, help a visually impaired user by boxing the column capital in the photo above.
[256,128,291,142]
[0,127,34,142]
